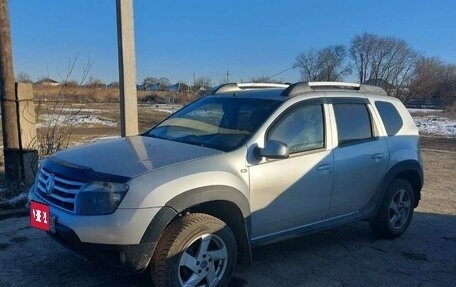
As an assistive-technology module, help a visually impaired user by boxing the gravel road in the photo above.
[0,148,455,287]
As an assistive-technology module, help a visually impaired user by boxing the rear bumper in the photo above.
[48,220,155,273]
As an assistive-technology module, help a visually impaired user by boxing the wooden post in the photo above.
[0,0,21,185]
[116,0,138,137]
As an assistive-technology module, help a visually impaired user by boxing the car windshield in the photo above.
[146,96,281,151]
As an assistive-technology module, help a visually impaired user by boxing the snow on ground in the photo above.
[408,108,456,137]
[413,115,456,137]
[60,108,104,113]
[144,104,182,114]
[91,135,121,142]
[407,108,443,113]
[37,114,117,128]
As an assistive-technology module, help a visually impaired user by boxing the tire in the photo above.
[370,178,415,238]
[151,213,237,287]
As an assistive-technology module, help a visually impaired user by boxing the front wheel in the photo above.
[370,178,415,238]
[151,213,237,287]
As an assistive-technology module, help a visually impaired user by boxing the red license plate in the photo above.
[30,201,50,231]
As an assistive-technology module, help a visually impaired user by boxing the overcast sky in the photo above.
[8,0,456,84]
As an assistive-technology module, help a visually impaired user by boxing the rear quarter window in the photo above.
[375,101,403,136]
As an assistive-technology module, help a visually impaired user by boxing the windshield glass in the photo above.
[146,97,281,151]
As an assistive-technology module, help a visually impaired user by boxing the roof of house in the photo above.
[35,78,59,84]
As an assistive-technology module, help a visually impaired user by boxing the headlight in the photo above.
[75,182,129,215]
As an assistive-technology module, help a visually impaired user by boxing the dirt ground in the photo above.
[0,141,455,286]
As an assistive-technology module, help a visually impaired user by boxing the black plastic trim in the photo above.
[140,206,177,244]
[42,157,130,183]
[251,211,364,247]
[165,185,250,218]
[48,221,154,273]
[362,159,424,217]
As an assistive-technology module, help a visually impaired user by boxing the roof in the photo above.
[35,78,59,84]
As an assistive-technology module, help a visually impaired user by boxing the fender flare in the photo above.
[363,159,423,217]
[166,185,250,218]
[140,185,250,244]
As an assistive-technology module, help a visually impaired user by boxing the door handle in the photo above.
[317,164,332,171]
[372,153,384,160]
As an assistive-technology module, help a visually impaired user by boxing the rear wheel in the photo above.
[370,178,415,238]
[151,213,237,287]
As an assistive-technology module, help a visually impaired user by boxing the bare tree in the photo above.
[15,71,33,83]
[158,77,171,87]
[295,45,350,82]
[142,76,170,89]
[295,49,322,81]
[34,51,92,156]
[142,76,158,85]
[410,56,456,106]
[317,46,351,81]
[62,79,79,87]
[193,76,212,91]
[350,33,419,99]
[249,76,284,84]
[85,76,105,88]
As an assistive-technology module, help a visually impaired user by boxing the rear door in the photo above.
[328,98,389,217]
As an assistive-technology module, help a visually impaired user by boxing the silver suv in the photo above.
[28,82,423,287]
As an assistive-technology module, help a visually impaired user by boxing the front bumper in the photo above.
[29,186,161,245]
[49,220,155,273]
[28,187,164,273]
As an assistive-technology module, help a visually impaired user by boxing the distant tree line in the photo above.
[15,32,455,108]
[294,32,456,107]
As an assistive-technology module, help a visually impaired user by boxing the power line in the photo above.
[265,65,296,81]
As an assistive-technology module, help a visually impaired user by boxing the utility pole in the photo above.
[226,70,230,83]
[0,0,21,183]
[116,0,138,137]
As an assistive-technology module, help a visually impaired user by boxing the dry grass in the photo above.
[33,84,198,104]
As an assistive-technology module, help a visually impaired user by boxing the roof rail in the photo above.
[210,82,289,94]
[281,81,388,97]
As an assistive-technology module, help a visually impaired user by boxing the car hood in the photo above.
[46,136,223,180]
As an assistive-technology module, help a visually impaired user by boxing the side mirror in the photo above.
[258,140,289,159]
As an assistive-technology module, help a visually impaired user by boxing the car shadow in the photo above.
[229,211,456,286]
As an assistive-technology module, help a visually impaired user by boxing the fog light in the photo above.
[120,251,127,264]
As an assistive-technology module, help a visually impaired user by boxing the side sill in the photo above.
[250,211,365,247]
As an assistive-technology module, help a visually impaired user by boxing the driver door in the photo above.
[249,101,334,240]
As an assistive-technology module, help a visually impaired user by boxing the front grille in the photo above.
[36,168,86,212]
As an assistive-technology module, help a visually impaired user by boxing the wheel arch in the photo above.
[364,159,423,217]
[141,185,252,265]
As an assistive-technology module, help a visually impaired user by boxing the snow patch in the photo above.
[413,116,456,137]
[91,135,121,142]
[60,108,104,113]
[408,108,443,113]
[37,114,117,128]
[143,104,182,114]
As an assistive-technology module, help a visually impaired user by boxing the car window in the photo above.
[375,101,403,136]
[147,97,281,151]
[267,103,325,154]
[333,103,373,145]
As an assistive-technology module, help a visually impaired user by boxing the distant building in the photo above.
[35,78,60,86]
[167,82,191,93]
[406,97,443,109]
[149,83,163,91]
[137,82,167,91]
